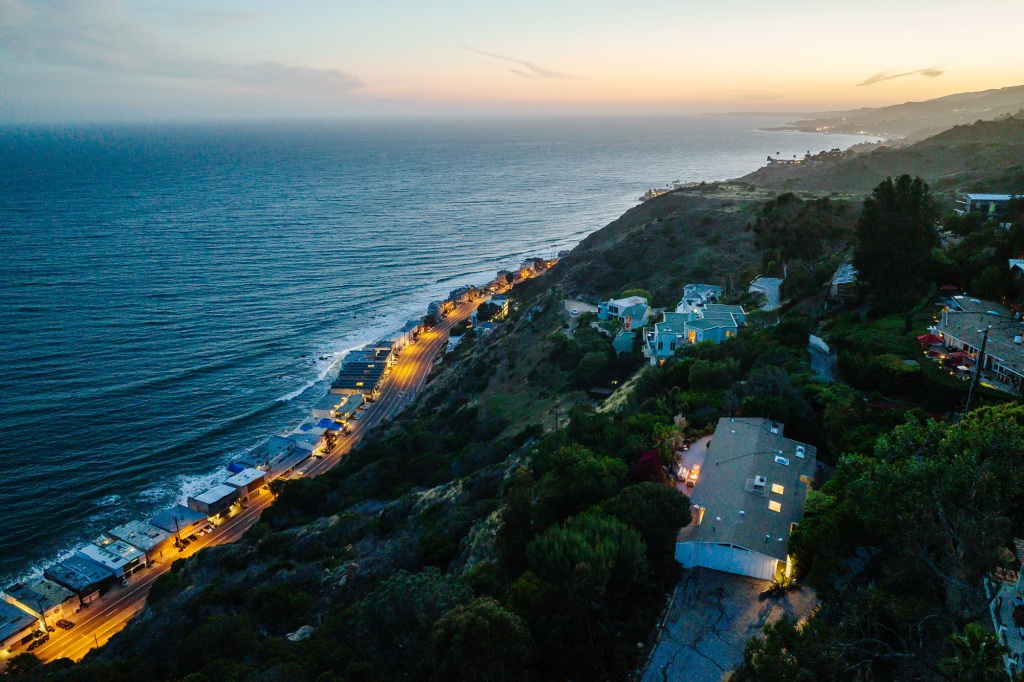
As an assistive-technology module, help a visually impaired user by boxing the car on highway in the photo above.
[27,635,49,651]
[55,619,75,630]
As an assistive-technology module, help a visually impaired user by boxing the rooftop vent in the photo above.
[753,475,767,490]
[775,455,790,466]
[796,445,806,458]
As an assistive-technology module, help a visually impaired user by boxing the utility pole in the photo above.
[965,326,990,414]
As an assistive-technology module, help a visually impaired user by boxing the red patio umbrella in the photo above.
[917,333,943,345]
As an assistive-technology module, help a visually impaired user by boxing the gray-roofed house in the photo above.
[236,435,296,470]
[108,520,172,561]
[150,505,211,539]
[224,467,266,500]
[44,554,115,603]
[78,538,147,581]
[935,296,1024,393]
[828,264,858,301]
[0,600,38,653]
[957,193,1020,217]
[187,483,240,517]
[598,295,651,330]
[675,418,816,581]
[2,579,79,624]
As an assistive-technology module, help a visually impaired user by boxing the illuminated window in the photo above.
[771,483,785,495]
[768,500,782,513]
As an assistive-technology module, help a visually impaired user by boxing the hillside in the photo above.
[772,84,1024,140]
[15,121,1024,682]
[739,115,1024,193]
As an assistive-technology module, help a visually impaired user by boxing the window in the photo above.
[657,341,663,350]
[771,483,785,495]
[768,500,782,513]
[669,342,675,350]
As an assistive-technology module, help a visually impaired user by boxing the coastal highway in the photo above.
[29,297,485,666]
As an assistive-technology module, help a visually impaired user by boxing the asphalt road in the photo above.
[29,298,483,666]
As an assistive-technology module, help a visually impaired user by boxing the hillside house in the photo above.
[934,296,1024,393]
[598,296,651,330]
[645,304,746,363]
[675,418,816,581]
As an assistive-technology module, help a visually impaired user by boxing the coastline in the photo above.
[3,259,553,666]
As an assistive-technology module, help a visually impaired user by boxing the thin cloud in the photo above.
[857,66,944,87]
[464,47,586,80]
[0,0,363,94]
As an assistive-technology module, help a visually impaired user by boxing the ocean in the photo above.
[0,116,871,582]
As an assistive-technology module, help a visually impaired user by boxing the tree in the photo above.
[430,597,536,682]
[942,624,1008,682]
[2,653,42,678]
[526,510,648,594]
[853,175,938,290]
[603,482,690,574]
[619,288,653,302]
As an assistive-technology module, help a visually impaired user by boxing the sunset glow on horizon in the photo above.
[2,0,1023,121]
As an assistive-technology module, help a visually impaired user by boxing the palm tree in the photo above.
[942,624,1008,682]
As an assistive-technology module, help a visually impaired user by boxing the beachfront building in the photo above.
[187,484,240,517]
[675,418,816,581]
[311,394,344,420]
[44,554,116,604]
[224,467,266,503]
[598,296,651,331]
[675,283,723,314]
[78,538,147,582]
[0,600,37,654]
[934,296,1024,393]
[2,579,78,626]
[150,505,211,540]
[956,193,1020,218]
[108,520,172,562]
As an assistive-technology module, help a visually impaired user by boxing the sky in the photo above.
[1,0,1023,121]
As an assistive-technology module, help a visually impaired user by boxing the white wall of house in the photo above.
[675,542,779,581]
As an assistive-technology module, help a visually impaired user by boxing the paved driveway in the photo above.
[642,568,817,682]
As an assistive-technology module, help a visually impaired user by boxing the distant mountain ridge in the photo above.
[737,113,1024,193]
[770,84,1024,141]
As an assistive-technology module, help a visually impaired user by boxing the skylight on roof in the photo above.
[774,455,790,466]
[768,500,782,513]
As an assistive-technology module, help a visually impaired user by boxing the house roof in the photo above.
[3,580,75,612]
[831,263,858,286]
[606,296,648,308]
[150,505,209,534]
[44,554,115,592]
[683,418,816,562]
[0,600,37,646]
[937,297,1024,379]
[192,484,239,506]
[656,312,690,335]
[965,194,1017,201]
[108,520,170,552]
[225,468,266,490]
[618,304,651,320]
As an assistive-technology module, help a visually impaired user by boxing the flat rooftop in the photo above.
[225,467,265,489]
[939,297,1024,378]
[681,418,816,562]
[311,393,343,411]
[192,484,239,506]
[45,554,115,592]
[108,520,170,552]
[0,600,37,645]
[3,579,75,612]
[79,541,142,572]
[150,505,209,534]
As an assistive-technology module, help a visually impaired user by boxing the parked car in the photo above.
[27,635,49,651]
[55,619,74,630]
[20,633,34,646]
[31,629,44,639]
